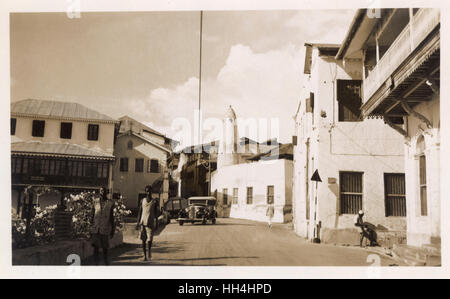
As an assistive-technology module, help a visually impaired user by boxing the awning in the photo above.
[11,141,115,161]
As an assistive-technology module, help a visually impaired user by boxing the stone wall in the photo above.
[12,232,123,265]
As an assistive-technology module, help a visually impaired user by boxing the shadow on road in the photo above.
[207,223,257,226]
[83,240,187,266]
[150,256,258,266]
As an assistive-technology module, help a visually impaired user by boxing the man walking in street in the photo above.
[266,200,274,229]
[136,185,159,261]
[91,187,115,265]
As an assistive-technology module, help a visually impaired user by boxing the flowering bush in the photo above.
[12,189,131,249]
[12,204,57,249]
[66,192,131,237]
[113,195,132,231]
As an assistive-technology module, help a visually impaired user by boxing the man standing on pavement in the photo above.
[136,185,159,261]
[266,200,274,229]
[91,187,115,265]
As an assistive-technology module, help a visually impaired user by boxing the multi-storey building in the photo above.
[336,8,440,249]
[11,99,119,216]
[211,106,293,222]
[113,115,175,211]
[292,43,406,245]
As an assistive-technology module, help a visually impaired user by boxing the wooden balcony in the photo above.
[363,8,440,104]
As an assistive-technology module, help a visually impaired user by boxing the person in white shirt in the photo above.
[136,185,159,261]
[266,200,274,228]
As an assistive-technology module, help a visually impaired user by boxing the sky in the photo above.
[10,9,355,146]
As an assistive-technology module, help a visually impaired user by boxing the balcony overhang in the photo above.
[361,29,440,121]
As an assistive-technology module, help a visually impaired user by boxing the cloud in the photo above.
[125,10,356,146]
[129,43,304,146]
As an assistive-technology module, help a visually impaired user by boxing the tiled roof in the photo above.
[11,99,118,123]
[119,115,165,137]
[11,141,115,160]
[117,131,172,153]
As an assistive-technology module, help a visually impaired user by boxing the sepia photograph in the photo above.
[1,0,448,280]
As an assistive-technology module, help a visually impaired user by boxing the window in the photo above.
[135,158,144,172]
[223,188,228,205]
[127,140,133,150]
[40,159,50,175]
[340,172,363,214]
[384,173,406,217]
[149,159,159,173]
[83,162,97,177]
[49,160,55,175]
[22,158,28,174]
[96,162,108,178]
[267,185,274,204]
[11,118,16,135]
[11,157,22,174]
[232,188,238,205]
[76,161,83,177]
[97,162,108,178]
[417,135,427,216]
[60,122,72,139]
[32,120,45,137]
[29,159,42,175]
[120,158,129,172]
[87,124,99,141]
[419,155,427,216]
[246,187,253,204]
[337,80,362,122]
[53,160,61,176]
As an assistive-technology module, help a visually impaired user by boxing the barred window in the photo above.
[11,157,21,174]
[223,188,228,205]
[384,173,406,217]
[419,155,427,216]
[232,188,238,205]
[417,135,427,216]
[83,162,97,177]
[340,172,363,214]
[246,187,253,204]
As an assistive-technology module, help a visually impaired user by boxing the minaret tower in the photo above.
[218,105,239,168]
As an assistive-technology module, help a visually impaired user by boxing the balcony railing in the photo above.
[363,8,440,103]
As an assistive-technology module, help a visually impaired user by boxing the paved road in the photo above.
[88,218,401,266]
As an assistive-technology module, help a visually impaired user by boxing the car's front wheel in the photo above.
[179,221,184,226]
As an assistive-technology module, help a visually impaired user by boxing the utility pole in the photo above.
[311,169,322,243]
[198,11,203,145]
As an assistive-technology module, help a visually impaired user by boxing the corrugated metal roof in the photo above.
[11,99,117,122]
[11,141,114,160]
[247,143,293,161]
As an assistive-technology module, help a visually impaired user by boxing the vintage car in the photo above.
[163,197,188,223]
[176,196,217,225]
